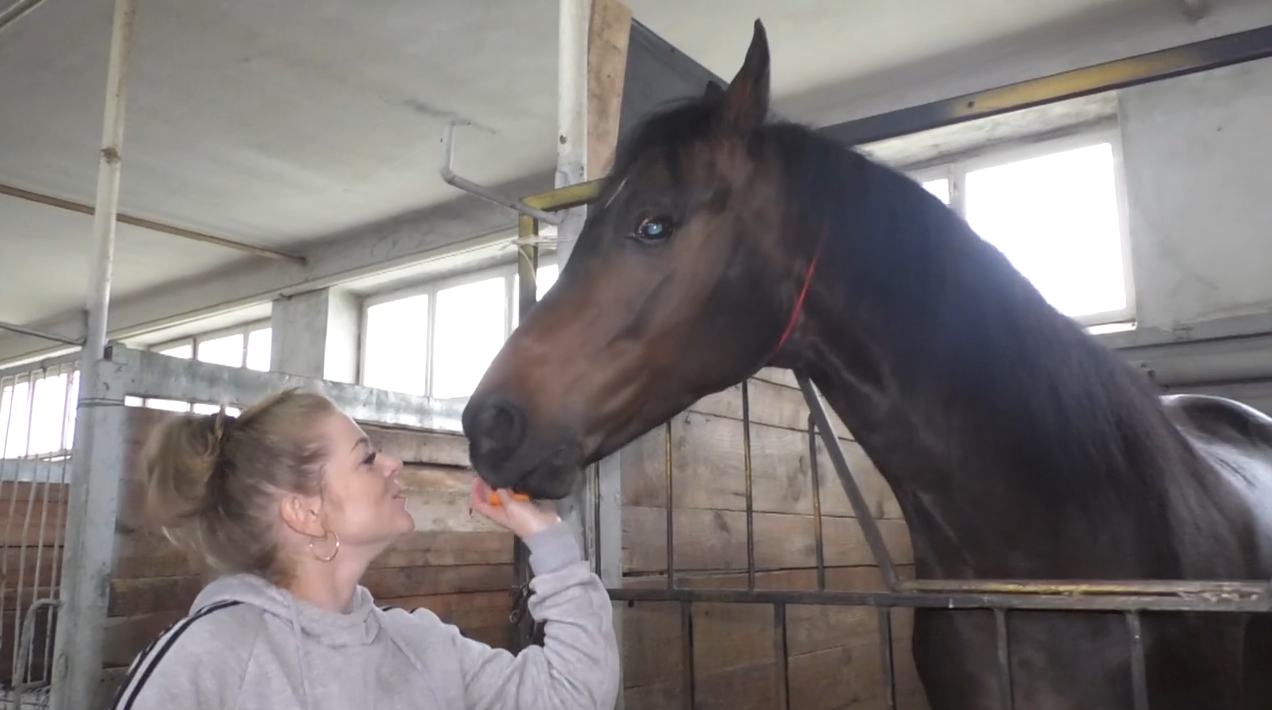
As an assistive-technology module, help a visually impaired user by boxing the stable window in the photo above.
[907,132,1133,327]
[360,260,559,399]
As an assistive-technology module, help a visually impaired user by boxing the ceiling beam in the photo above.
[0,319,83,346]
[0,182,307,264]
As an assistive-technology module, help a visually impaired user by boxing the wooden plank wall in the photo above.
[95,406,516,708]
[617,367,930,710]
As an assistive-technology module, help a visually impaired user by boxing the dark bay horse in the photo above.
[461,19,1272,710]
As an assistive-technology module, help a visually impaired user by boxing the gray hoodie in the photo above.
[109,524,620,710]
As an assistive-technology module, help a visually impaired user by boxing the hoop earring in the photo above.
[309,530,340,563]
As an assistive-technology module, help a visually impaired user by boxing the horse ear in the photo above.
[717,19,770,133]
[702,80,725,101]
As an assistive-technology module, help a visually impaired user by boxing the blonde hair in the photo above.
[141,388,340,583]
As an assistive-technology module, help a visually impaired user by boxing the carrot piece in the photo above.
[489,492,532,506]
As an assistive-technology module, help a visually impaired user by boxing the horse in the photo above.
[460,19,1272,710]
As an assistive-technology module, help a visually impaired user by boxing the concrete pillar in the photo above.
[270,287,360,383]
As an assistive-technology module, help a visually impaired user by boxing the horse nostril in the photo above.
[482,405,517,444]
[469,399,527,472]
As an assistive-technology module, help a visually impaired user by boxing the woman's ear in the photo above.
[278,492,326,539]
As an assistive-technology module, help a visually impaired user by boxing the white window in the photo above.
[361,260,559,400]
[909,132,1132,327]
[0,363,78,461]
[125,320,272,414]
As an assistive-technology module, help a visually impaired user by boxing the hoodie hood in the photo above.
[190,573,413,710]
[192,572,382,647]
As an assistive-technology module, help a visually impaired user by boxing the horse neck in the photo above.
[791,206,1198,579]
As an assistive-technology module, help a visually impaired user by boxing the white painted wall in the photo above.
[1119,55,1272,330]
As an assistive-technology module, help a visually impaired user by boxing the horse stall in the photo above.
[0,345,524,710]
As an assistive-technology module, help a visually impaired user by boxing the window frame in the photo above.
[150,318,274,368]
[357,254,559,398]
[903,126,1136,328]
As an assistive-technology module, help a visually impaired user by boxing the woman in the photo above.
[112,387,620,710]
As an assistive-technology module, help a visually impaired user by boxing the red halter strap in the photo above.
[773,241,824,353]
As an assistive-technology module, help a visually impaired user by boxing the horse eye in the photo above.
[634,216,673,242]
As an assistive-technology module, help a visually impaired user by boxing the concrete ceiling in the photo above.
[0,0,1200,335]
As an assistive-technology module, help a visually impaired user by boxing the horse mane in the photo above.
[604,95,1206,523]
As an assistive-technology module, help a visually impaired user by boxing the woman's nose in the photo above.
[384,454,404,476]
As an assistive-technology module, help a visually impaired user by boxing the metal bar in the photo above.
[665,420,676,588]
[774,603,790,710]
[0,0,48,34]
[1126,611,1150,710]
[899,578,1272,597]
[109,345,467,432]
[742,379,756,590]
[680,601,695,710]
[878,608,897,710]
[50,0,135,706]
[439,124,564,226]
[0,320,82,347]
[807,412,826,591]
[994,609,1014,710]
[817,23,1272,147]
[14,598,59,703]
[795,372,899,588]
[507,214,540,652]
[521,180,602,212]
[0,182,306,264]
[607,586,1272,614]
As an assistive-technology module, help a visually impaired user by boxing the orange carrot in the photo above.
[488,492,532,506]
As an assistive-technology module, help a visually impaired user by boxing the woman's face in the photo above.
[315,411,415,551]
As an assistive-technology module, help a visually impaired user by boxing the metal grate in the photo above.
[0,358,78,705]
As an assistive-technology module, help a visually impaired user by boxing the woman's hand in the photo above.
[470,477,562,539]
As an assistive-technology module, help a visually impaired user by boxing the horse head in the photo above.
[461,20,816,498]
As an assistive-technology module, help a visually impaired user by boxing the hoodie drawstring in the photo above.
[288,597,315,710]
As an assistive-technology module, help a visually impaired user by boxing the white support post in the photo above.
[49,0,136,707]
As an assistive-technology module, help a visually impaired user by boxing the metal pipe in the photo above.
[679,601,695,710]
[0,320,82,346]
[607,586,1272,614]
[0,0,47,35]
[1126,611,1149,710]
[817,23,1272,147]
[507,214,541,651]
[51,0,135,707]
[773,603,790,710]
[555,0,588,257]
[665,420,676,589]
[0,182,306,263]
[439,123,563,226]
[994,609,1013,710]
[899,578,1272,597]
[878,608,897,710]
[742,379,756,590]
[796,372,900,588]
[808,412,826,591]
